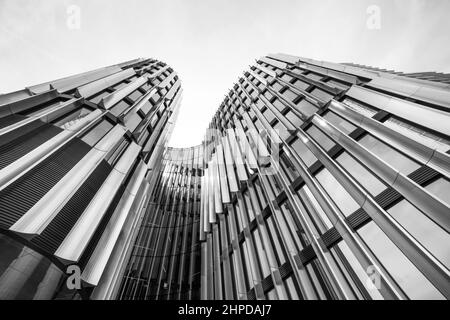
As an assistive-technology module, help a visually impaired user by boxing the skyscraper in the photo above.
[0,53,449,300]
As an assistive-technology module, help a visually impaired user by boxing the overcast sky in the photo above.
[1,0,449,147]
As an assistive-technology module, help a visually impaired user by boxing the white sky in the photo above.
[1,0,449,147]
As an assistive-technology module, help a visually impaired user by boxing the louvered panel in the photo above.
[0,114,26,130]
[31,161,112,254]
[0,122,62,170]
[0,139,90,228]
[408,166,439,185]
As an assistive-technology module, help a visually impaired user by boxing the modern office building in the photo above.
[0,58,183,299]
[0,53,449,300]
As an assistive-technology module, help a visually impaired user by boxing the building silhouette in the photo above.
[0,54,449,300]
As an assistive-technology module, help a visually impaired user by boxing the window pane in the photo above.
[424,177,450,208]
[315,168,360,217]
[81,120,114,146]
[290,138,318,167]
[295,99,317,118]
[387,200,450,268]
[358,221,444,299]
[322,111,357,134]
[336,152,386,196]
[307,126,336,151]
[358,134,421,175]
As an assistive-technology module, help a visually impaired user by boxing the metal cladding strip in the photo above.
[136,61,158,74]
[248,70,268,86]
[235,126,258,170]
[0,89,59,118]
[226,128,248,181]
[313,115,450,232]
[286,122,428,298]
[91,178,151,299]
[365,74,450,109]
[207,160,217,223]
[296,157,406,298]
[0,109,104,191]
[212,155,223,214]
[200,242,208,299]
[258,56,288,70]
[254,63,277,78]
[274,136,392,299]
[100,77,148,109]
[310,117,450,295]
[199,174,206,241]
[212,224,223,299]
[0,98,83,136]
[203,168,211,233]
[215,144,231,203]
[328,100,450,177]
[221,136,239,192]
[124,88,158,117]
[148,65,170,79]
[235,193,263,297]
[164,80,181,101]
[50,66,123,93]
[158,71,177,89]
[346,85,450,137]
[75,68,136,98]
[246,181,288,300]
[225,204,247,299]
[258,174,319,300]
[218,214,234,298]
[81,160,147,286]
[9,125,127,237]
[0,88,33,107]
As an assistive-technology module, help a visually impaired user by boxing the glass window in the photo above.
[300,185,333,230]
[280,74,293,83]
[272,99,286,113]
[265,215,287,266]
[305,72,323,82]
[295,99,317,118]
[292,79,309,90]
[322,111,357,134]
[128,89,143,102]
[280,152,299,182]
[424,177,450,208]
[315,168,360,217]
[282,89,297,103]
[290,138,318,167]
[285,276,300,300]
[110,100,131,117]
[262,108,276,124]
[383,117,450,153]
[387,200,450,268]
[285,110,303,128]
[306,126,336,151]
[358,134,421,175]
[310,88,333,102]
[336,151,387,196]
[358,221,444,299]
[81,119,114,147]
